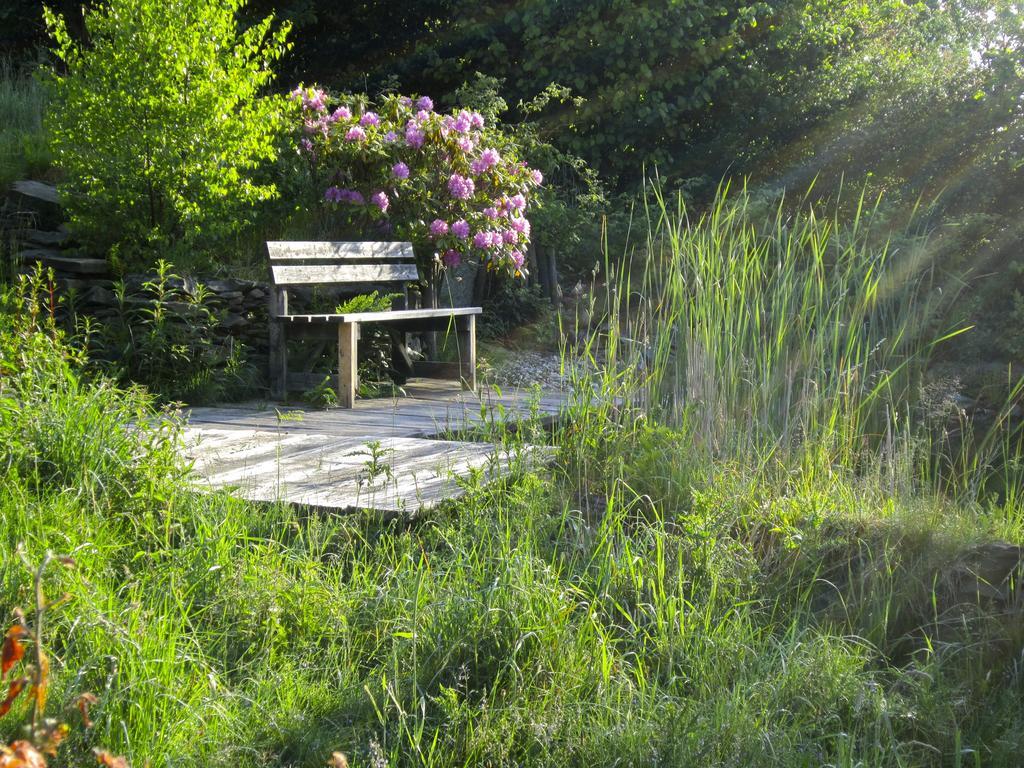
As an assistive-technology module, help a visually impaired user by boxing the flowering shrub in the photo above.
[290,87,543,279]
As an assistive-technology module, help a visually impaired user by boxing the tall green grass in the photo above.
[564,182,1020,502]
[1,183,1023,767]
[0,59,50,189]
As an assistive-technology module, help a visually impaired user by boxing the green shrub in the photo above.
[43,0,291,270]
[92,260,258,403]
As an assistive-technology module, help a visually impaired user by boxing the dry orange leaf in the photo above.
[95,750,129,768]
[327,753,349,768]
[76,692,99,728]
[29,653,48,713]
[0,740,47,768]
[36,722,69,757]
[0,679,27,719]
[0,627,27,679]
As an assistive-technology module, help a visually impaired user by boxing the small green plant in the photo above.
[301,376,338,408]
[43,0,291,269]
[95,260,256,403]
[356,440,394,487]
[334,291,400,315]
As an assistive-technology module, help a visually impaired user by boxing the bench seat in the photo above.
[280,307,482,324]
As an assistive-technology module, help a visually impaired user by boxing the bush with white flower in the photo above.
[289,87,542,280]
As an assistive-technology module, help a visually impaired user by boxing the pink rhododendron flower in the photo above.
[454,111,472,133]
[384,130,399,143]
[530,169,544,185]
[345,126,366,142]
[473,231,491,249]
[457,137,475,153]
[508,194,526,211]
[405,127,425,149]
[399,96,413,107]
[503,229,518,244]
[442,249,462,267]
[331,106,351,121]
[415,109,431,124]
[299,88,326,112]
[510,216,530,234]
[470,112,485,129]
[416,95,434,111]
[510,250,525,270]
[371,191,390,212]
[452,219,470,239]
[447,174,475,200]
[392,161,410,179]
[484,206,500,220]
[471,148,501,175]
[327,188,364,204]
[360,111,380,127]
[429,219,449,237]
[299,138,314,154]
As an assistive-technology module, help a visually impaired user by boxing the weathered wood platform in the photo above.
[182,379,565,513]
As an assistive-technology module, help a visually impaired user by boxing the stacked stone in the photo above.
[4,181,273,373]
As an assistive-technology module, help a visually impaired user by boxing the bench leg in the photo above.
[269,321,287,400]
[458,314,477,392]
[337,322,358,408]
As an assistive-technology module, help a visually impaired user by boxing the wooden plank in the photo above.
[280,307,481,324]
[271,262,419,285]
[267,241,415,261]
[337,322,357,408]
[184,431,552,513]
[268,286,287,399]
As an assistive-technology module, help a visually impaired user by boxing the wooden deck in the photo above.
[182,379,566,513]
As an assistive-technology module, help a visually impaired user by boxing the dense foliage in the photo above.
[241,0,991,189]
[43,0,291,270]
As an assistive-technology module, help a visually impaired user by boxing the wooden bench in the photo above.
[267,241,481,407]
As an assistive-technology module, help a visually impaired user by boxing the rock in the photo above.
[220,314,250,330]
[219,290,244,300]
[204,279,241,294]
[18,249,110,276]
[22,229,69,248]
[82,285,116,306]
[11,180,58,204]
[9,181,62,230]
[248,288,265,300]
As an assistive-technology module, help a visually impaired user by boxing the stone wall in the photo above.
[80,273,273,368]
[3,180,275,375]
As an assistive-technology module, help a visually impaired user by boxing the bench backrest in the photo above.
[267,241,419,286]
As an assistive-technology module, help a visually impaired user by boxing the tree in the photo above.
[44,0,291,269]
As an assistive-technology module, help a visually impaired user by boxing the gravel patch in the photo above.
[486,351,568,391]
